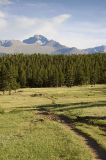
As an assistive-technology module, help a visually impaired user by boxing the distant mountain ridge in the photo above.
[0,35,106,55]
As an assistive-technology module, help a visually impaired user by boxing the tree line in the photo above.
[0,53,106,94]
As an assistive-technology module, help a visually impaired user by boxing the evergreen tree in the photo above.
[65,68,74,87]
[75,68,85,85]
[18,67,26,87]
[90,71,98,86]
[0,53,105,90]
[0,65,18,95]
[0,65,8,94]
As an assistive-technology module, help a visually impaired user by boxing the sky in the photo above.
[0,0,106,49]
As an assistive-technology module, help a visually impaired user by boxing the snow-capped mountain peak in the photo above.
[23,35,49,45]
[0,35,106,55]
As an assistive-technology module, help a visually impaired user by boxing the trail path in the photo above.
[35,107,106,160]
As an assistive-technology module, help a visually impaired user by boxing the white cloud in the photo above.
[0,11,106,48]
[16,16,37,29]
[0,18,7,29]
[0,0,13,5]
[15,14,71,28]
[52,14,71,24]
[66,22,106,34]
[4,14,71,40]
[0,11,6,18]
[56,31,106,49]
[0,11,7,29]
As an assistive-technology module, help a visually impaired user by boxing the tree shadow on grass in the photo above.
[52,101,106,112]
[36,102,90,110]
[9,102,106,160]
[10,100,106,114]
[9,105,37,113]
[58,114,106,160]
[73,128,106,160]
[12,102,89,113]
[89,87,106,94]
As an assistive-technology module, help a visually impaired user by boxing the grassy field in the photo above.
[0,85,106,160]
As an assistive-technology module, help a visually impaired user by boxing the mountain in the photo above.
[52,47,85,55]
[83,45,106,54]
[23,35,66,51]
[0,35,106,55]
[0,40,23,47]
[23,35,49,45]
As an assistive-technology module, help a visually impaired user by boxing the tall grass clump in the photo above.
[0,106,5,114]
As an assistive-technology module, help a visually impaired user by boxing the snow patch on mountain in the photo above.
[0,35,106,55]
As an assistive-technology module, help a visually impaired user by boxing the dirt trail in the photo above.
[35,109,106,160]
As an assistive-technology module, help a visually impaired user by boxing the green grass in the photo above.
[76,123,106,151]
[0,111,92,160]
[0,84,106,159]
[39,85,106,151]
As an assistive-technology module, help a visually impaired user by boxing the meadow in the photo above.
[0,85,106,160]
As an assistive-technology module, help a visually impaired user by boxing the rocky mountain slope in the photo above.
[0,35,106,55]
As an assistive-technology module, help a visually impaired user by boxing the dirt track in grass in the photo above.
[35,108,106,160]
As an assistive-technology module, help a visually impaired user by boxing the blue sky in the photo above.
[0,0,106,48]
